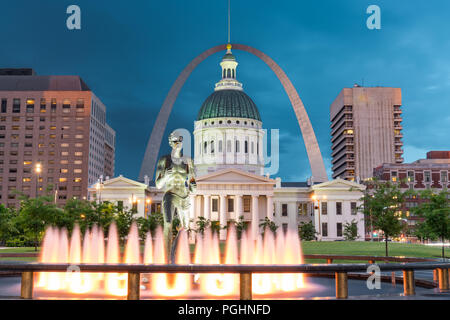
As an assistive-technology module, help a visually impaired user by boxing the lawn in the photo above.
[0,241,447,263]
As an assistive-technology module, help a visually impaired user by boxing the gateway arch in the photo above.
[139,44,328,182]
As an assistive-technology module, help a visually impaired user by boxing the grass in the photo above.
[0,241,447,263]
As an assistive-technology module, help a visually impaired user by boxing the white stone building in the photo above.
[89,46,366,241]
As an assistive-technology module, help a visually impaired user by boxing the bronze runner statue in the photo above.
[155,131,196,262]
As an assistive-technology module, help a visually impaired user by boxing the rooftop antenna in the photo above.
[228,0,231,43]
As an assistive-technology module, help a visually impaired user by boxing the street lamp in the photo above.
[34,162,42,198]
[145,198,152,218]
[311,194,327,241]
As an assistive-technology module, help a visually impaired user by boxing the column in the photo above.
[203,195,210,220]
[251,195,259,239]
[236,195,243,221]
[266,195,273,221]
[219,195,227,241]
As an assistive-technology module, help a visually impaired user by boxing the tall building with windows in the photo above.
[0,69,115,207]
[330,86,403,181]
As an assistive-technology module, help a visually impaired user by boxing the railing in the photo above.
[0,260,449,300]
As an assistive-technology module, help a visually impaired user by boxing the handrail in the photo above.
[0,261,449,273]
[0,260,449,300]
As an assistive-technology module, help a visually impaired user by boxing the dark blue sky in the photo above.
[1,1,449,181]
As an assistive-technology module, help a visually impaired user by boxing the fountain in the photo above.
[34,222,310,299]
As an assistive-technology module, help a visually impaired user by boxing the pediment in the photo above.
[312,178,366,191]
[97,175,148,189]
[197,169,275,185]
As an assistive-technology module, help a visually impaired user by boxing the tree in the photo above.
[298,221,316,241]
[343,220,359,241]
[0,205,19,245]
[137,211,164,240]
[412,189,450,258]
[115,208,137,245]
[195,216,210,235]
[235,215,248,240]
[360,179,406,256]
[259,217,278,235]
[16,190,61,251]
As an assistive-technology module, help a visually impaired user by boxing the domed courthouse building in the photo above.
[89,46,366,241]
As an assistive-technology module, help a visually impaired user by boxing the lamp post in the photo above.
[96,176,104,204]
[34,162,42,198]
[145,198,152,218]
[311,194,326,241]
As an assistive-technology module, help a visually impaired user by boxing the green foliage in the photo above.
[412,189,450,258]
[137,211,164,240]
[0,205,19,245]
[259,217,278,235]
[360,179,407,255]
[15,190,62,251]
[195,216,210,235]
[210,220,221,235]
[235,215,248,240]
[343,220,359,241]
[298,221,316,241]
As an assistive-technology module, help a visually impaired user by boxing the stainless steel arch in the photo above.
[139,44,328,182]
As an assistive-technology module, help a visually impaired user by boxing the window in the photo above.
[40,99,46,112]
[322,223,328,237]
[26,99,35,113]
[351,202,357,215]
[218,140,223,153]
[61,152,69,156]
[73,178,82,183]
[244,141,248,153]
[74,169,82,173]
[1,99,6,113]
[336,202,342,215]
[59,178,67,182]
[441,171,448,183]
[243,197,251,212]
[51,99,57,112]
[228,198,234,212]
[62,99,71,113]
[321,202,327,215]
[424,171,431,183]
[76,99,84,112]
[212,198,218,212]
[282,204,288,216]
[337,223,343,237]
[210,140,214,154]
[12,99,20,113]
[391,171,398,182]
[203,141,207,154]
[407,171,414,182]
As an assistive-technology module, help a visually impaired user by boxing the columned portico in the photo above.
[194,169,275,241]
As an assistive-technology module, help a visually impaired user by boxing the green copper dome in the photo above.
[197,89,261,121]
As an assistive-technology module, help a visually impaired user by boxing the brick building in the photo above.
[0,69,115,208]
[373,151,450,234]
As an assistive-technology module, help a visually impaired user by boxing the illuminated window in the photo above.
[50,126,56,130]
[61,143,69,147]
[74,169,82,173]
[74,152,83,156]
[75,143,83,147]
[59,178,67,182]
[60,169,68,173]
[74,160,82,165]
[40,99,46,112]
[391,171,398,182]
[75,134,83,139]
[49,134,56,139]
[60,160,68,164]
[12,125,20,130]
[61,151,69,156]
[23,178,31,182]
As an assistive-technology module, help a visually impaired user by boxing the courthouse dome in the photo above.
[197,89,261,121]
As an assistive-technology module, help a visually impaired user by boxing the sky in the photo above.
[1,0,449,182]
